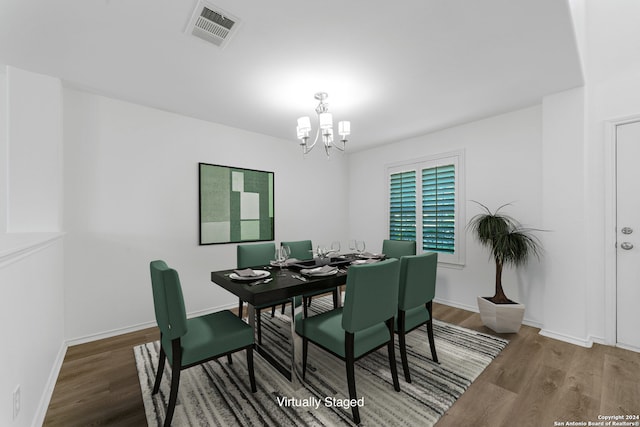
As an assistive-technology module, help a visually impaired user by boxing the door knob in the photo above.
[621,242,634,250]
[622,227,633,235]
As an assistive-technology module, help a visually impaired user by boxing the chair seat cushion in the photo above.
[395,305,430,332]
[297,308,391,359]
[255,298,290,310]
[303,287,337,298]
[163,310,254,367]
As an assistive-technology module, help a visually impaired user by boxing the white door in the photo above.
[616,121,640,351]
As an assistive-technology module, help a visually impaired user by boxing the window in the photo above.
[388,151,465,266]
[389,171,416,241]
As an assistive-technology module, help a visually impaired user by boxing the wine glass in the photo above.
[282,245,291,262]
[331,240,341,255]
[275,247,287,276]
[349,239,357,253]
[356,240,366,256]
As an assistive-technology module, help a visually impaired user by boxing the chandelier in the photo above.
[296,92,350,157]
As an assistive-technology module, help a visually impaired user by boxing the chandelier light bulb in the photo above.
[338,121,351,138]
[297,116,311,132]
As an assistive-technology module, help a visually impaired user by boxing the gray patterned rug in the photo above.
[135,297,508,426]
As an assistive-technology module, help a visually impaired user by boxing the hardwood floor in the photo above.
[43,303,640,426]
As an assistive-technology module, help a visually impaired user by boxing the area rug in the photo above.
[135,297,508,426]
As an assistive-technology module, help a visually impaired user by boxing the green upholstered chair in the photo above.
[149,260,256,427]
[237,242,288,344]
[281,239,340,312]
[281,239,314,261]
[382,239,416,259]
[396,252,439,383]
[297,258,401,424]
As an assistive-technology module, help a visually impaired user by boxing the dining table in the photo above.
[211,257,356,387]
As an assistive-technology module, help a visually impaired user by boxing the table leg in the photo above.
[247,303,256,329]
[290,296,304,390]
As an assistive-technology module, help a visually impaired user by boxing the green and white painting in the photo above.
[199,163,274,244]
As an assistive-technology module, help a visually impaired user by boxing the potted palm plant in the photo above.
[468,202,542,333]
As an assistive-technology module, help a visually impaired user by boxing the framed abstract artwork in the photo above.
[199,163,274,245]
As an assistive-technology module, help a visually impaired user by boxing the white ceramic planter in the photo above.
[477,296,525,333]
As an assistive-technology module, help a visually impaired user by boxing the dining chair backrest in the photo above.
[342,258,400,333]
[150,260,188,340]
[382,239,416,259]
[281,240,313,260]
[237,242,276,268]
[398,252,438,312]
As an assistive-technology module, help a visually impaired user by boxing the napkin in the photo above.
[359,252,385,259]
[300,265,338,275]
[270,258,301,266]
[233,268,258,277]
[352,258,380,265]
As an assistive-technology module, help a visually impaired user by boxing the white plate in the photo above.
[357,253,383,259]
[229,270,270,281]
[303,269,339,277]
[352,259,380,265]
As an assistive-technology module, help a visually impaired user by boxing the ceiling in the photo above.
[0,0,583,151]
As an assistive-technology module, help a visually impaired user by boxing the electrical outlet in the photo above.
[13,385,21,420]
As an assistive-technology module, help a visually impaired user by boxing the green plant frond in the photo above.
[468,211,518,246]
[467,202,543,302]
[469,200,492,214]
[469,200,514,216]
[492,229,542,267]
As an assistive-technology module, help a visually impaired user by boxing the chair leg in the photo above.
[332,288,339,308]
[238,298,244,319]
[246,347,257,392]
[164,340,182,427]
[281,303,286,314]
[426,302,439,363]
[302,337,309,380]
[271,305,276,317]
[386,318,401,392]
[345,332,360,424]
[397,311,412,383]
[227,354,233,364]
[152,343,166,394]
[307,296,313,307]
[257,308,263,345]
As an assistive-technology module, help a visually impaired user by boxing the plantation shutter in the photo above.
[389,170,416,241]
[422,164,455,253]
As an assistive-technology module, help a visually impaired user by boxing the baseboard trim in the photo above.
[539,329,593,348]
[32,341,68,427]
[434,297,477,313]
[66,320,159,346]
[65,303,237,346]
[616,342,640,353]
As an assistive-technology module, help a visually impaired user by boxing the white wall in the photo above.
[6,67,62,232]
[582,0,640,344]
[540,87,589,345]
[0,239,65,427]
[348,106,545,326]
[0,67,65,427]
[1,70,6,233]
[62,89,350,341]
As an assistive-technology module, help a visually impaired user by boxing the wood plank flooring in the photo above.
[43,303,640,426]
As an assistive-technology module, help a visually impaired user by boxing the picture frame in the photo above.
[199,162,274,245]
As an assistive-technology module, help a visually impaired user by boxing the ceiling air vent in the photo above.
[185,2,240,48]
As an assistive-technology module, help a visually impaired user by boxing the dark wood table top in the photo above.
[211,266,348,307]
